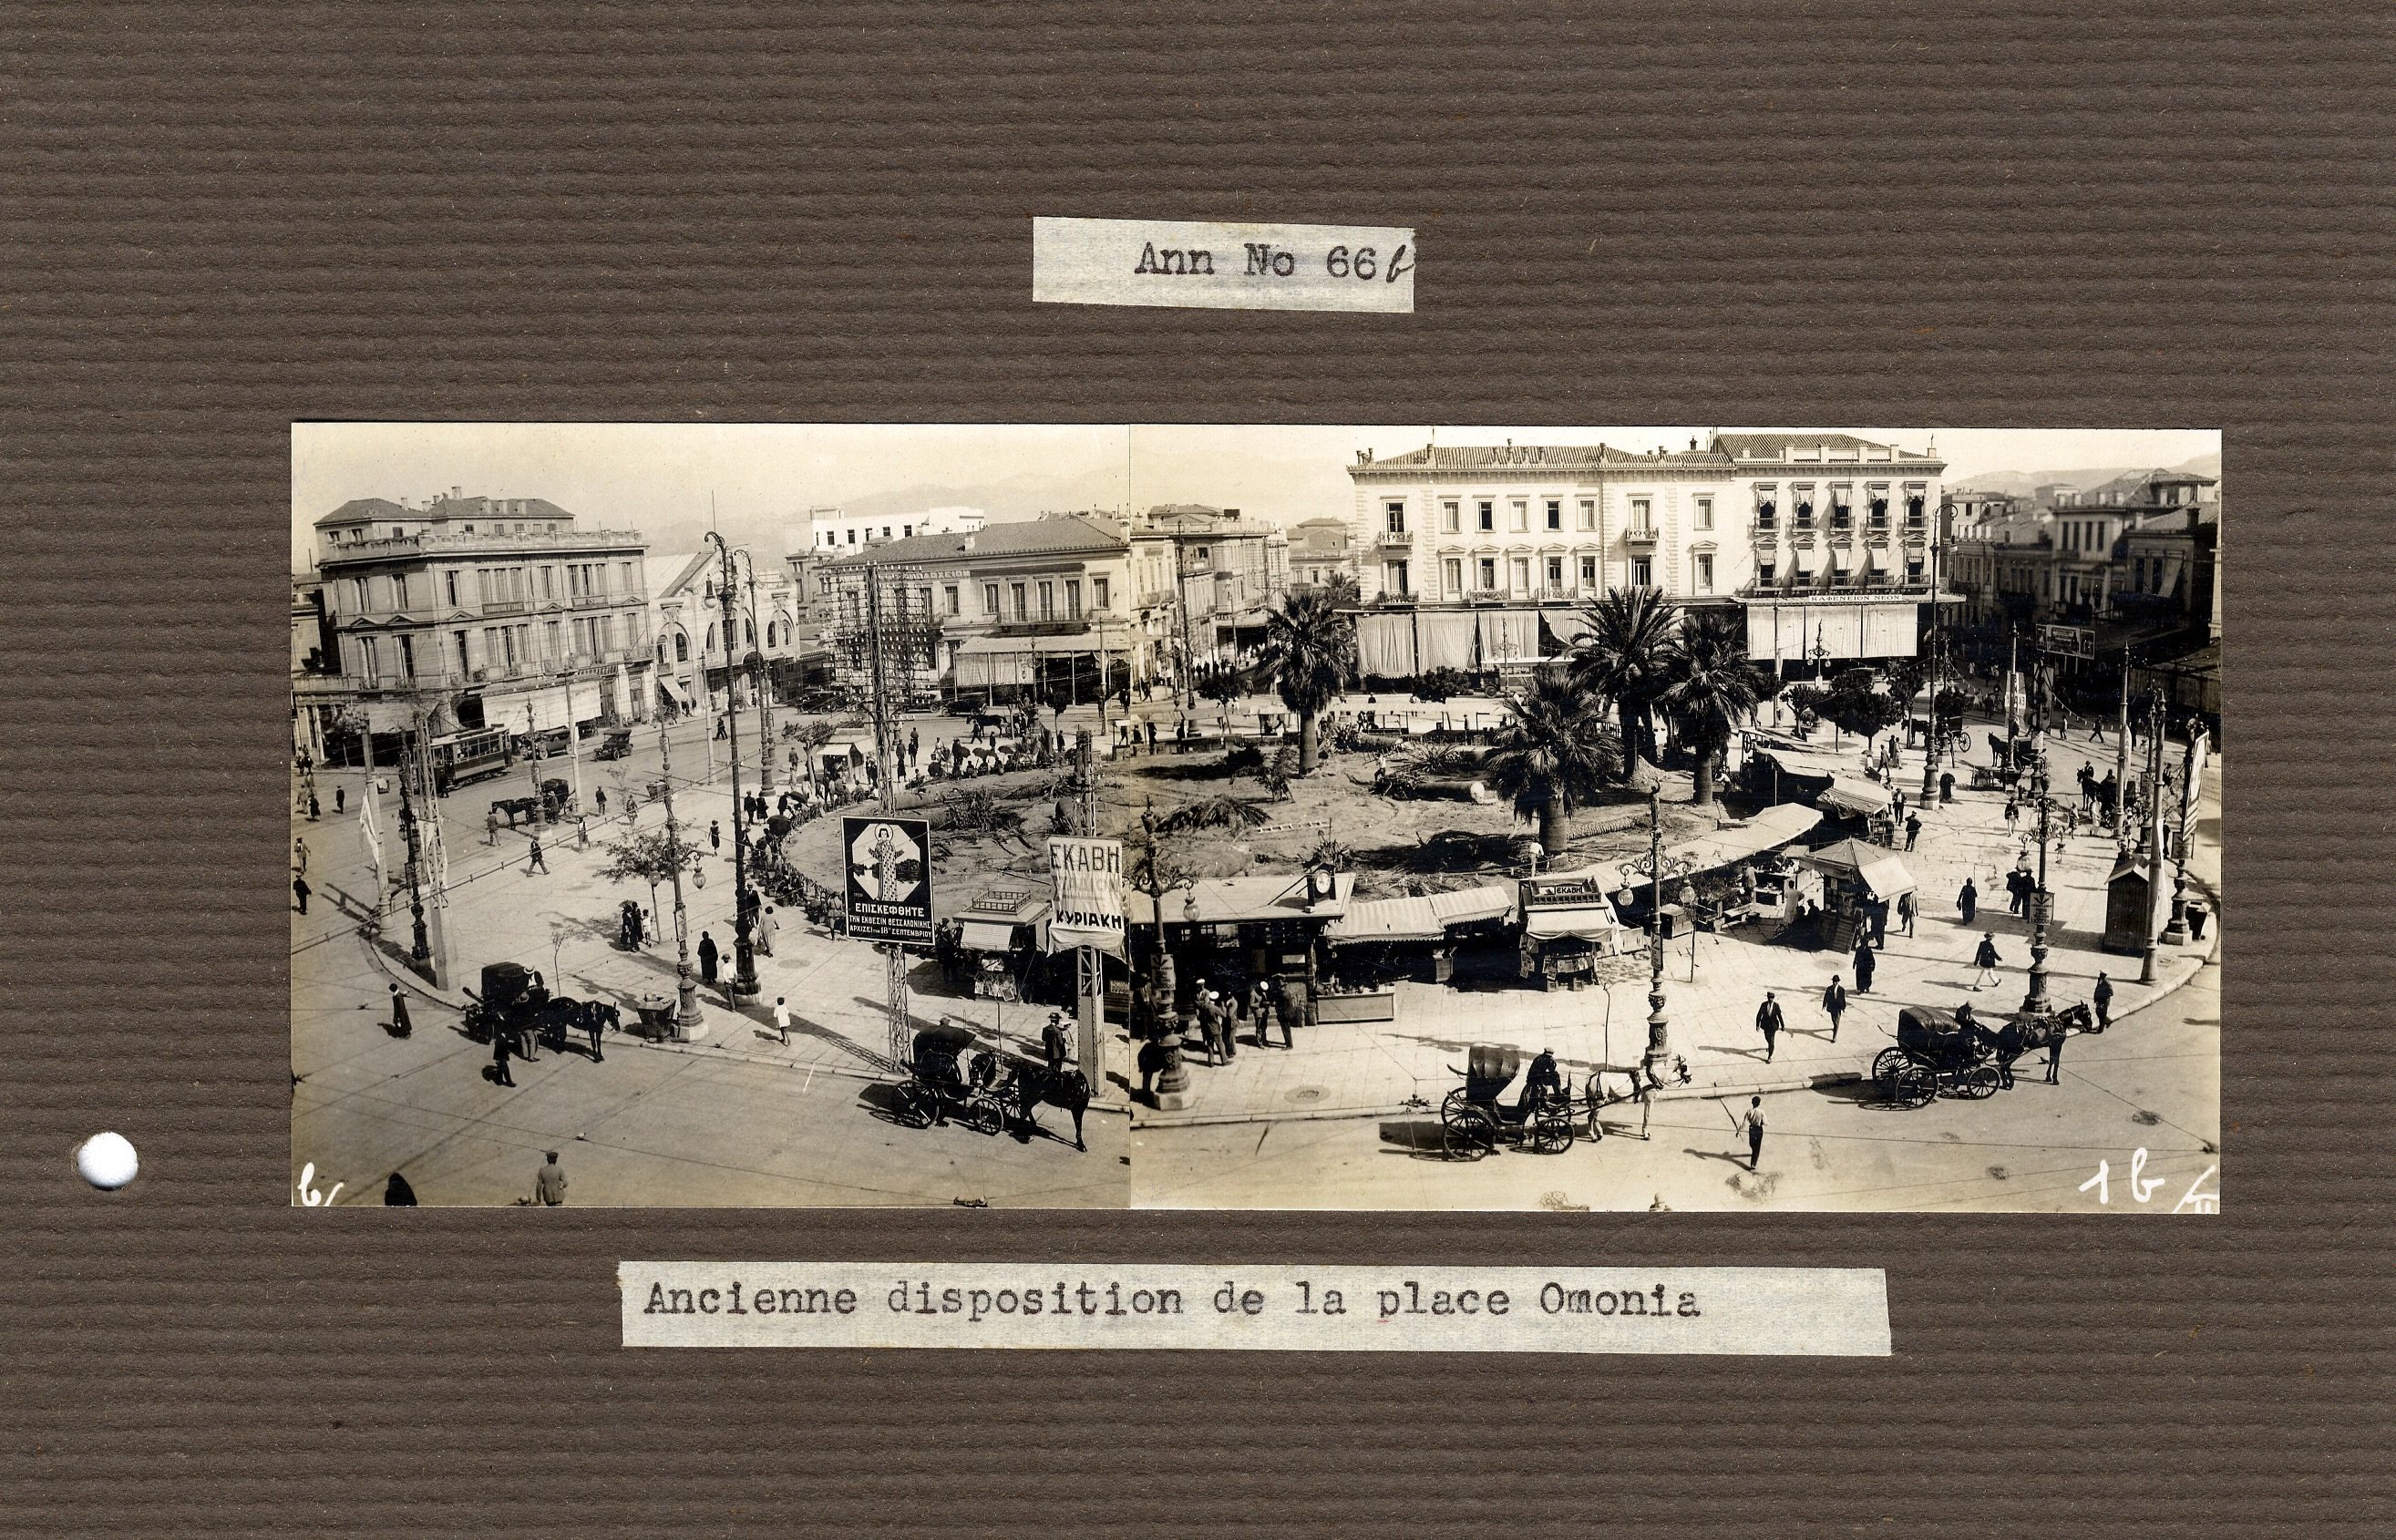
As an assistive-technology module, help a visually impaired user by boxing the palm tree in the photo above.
[1481,672,1622,857]
[1253,588,1356,775]
[1567,587,1682,784]
[1658,610,1780,808]
[1157,794,1271,837]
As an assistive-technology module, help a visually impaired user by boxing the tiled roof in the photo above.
[829,514,1126,569]
[314,497,408,529]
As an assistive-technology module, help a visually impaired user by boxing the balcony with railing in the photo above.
[1373,529,1414,549]
[480,599,528,616]
[1623,525,1661,549]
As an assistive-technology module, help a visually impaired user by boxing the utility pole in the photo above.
[524,702,546,819]
[2114,645,2132,848]
[562,669,583,815]
[2137,692,2165,985]
[656,716,704,1036]
[707,532,759,1001]
[396,722,431,969]
[2162,725,2203,945]
[1920,527,1941,802]
[744,560,775,792]
[861,563,915,1068]
[1073,727,1105,1093]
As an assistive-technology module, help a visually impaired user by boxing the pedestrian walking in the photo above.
[387,983,412,1039]
[698,930,719,989]
[1755,991,1784,1063]
[2003,797,2020,826]
[1905,812,1921,851]
[2043,1026,2066,1083]
[2188,902,2210,941]
[594,785,607,814]
[1743,1097,1766,1171]
[334,785,346,815]
[487,808,500,845]
[772,995,792,1046]
[1958,878,1979,925]
[534,1151,568,1206]
[306,790,320,821]
[2093,971,2113,1030]
[709,820,722,854]
[292,873,312,915]
[908,727,920,765]
[1939,769,1955,804]
[1971,932,2002,991]
[586,1004,605,1062]
[756,905,777,957]
[1042,1012,1069,1075]
[1822,976,1846,1042]
[1853,939,1876,995]
[382,1172,417,1206]
[491,1028,516,1087]
[527,836,547,874]
[1638,1078,1654,1141]
[1897,889,1917,936]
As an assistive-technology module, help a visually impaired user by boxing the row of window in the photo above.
[1385,495,1704,538]
[818,521,924,548]
[947,574,1112,621]
[345,560,641,616]
[326,519,560,546]
[1382,552,1707,600]
[1753,497,1928,530]
[347,613,645,682]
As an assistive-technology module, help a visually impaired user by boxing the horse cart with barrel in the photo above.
[1440,1042,1578,1159]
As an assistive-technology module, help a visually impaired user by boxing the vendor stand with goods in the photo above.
[951,885,1054,1003]
[1515,875,1629,990]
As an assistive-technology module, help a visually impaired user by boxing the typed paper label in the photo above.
[622,1263,1890,1354]
[1032,218,1415,313]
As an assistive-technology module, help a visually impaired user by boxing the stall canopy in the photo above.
[958,919,1023,950]
[1522,898,1622,941]
[1666,803,1822,873]
[1816,775,1893,816]
[1805,838,1918,898]
[1325,885,1513,945]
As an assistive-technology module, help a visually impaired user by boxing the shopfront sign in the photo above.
[1046,837,1125,956]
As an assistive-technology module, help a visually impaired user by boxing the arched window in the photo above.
[744,619,755,647]
[674,631,690,663]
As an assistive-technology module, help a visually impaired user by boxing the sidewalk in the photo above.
[347,781,1135,1105]
[1135,722,2219,1128]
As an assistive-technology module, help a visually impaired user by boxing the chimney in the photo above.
[450,486,462,501]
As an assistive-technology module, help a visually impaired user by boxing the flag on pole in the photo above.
[2182,729,2209,842]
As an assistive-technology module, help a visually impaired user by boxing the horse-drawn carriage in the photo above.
[460,960,618,1053]
[489,777,575,830]
[1440,1043,1577,1159]
[891,1023,1009,1135]
[1873,1002,2094,1106]
[889,1022,1092,1151]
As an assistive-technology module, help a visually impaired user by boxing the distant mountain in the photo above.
[1126,446,1355,526]
[631,467,1132,558]
[1951,449,2220,501]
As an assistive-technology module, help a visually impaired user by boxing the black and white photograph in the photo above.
[1113,426,2221,1214]
[290,425,1140,1206]
[292,423,2218,1213]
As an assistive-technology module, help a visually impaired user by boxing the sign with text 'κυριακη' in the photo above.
[843,816,933,947]
[1046,837,1125,957]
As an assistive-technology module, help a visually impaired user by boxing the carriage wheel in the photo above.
[891,1084,933,1129]
[1439,1088,1471,1128]
[1956,1064,2000,1100]
[963,1093,1004,1136]
[1870,1048,1910,1088]
[1444,1105,1496,1161]
[1891,1063,1938,1108]
[1529,1103,1577,1155]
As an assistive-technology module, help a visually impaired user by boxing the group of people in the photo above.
[1178,976,1299,1066]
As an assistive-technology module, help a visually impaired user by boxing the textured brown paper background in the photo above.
[5,3,2385,1535]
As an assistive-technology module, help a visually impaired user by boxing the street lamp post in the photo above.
[743,560,775,792]
[396,728,431,967]
[1622,785,1696,1088]
[707,532,760,1001]
[2161,724,2201,945]
[1920,531,1943,802]
[655,716,704,1035]
[2137,691,2165,986]
[2021,757,2053,1015]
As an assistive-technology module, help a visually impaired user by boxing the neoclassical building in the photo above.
[1342,431,1945,677]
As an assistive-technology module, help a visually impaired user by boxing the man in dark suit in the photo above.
[1821,975,1847,1042]
[1755,991,1785,1063]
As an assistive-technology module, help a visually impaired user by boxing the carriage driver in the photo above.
[1523,1047,1563,1113]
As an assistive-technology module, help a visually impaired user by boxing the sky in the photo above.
[294,423,2219,563]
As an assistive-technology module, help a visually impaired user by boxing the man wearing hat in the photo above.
[1041,1011,1069,1076]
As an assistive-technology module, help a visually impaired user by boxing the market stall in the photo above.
[1324,884,1514,990]
[1803,837,1918,952]
[1516,875,1629,989]
[950,885,1051,1001]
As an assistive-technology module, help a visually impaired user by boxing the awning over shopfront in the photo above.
[952,634,1044,690]
[1476,609,1541,664]
[1415,611,1478,672]
[1522,903,1621,941]
[1325,884,1513,945]
[1126,872,1356,927]
[1816,775,1894,817]
[957,919,1023,951]
[1666,803,1822,872]
[1356,612,1418,679]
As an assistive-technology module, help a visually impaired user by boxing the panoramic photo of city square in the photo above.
[290,424,2219,1213]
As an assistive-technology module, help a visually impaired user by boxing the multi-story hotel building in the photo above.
[298,490,653,749]
[1128,506,1286,685]
[1342,432,1945,678]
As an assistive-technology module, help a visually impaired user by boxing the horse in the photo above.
[489,795,541,830]
[1004,1063,1090,1152]
[1976,1003,2093,1089]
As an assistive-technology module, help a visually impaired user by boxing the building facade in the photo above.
[1128,506,1285,685]
[645,550,812,718]
[801,503,986,554]
[300,491,653,749]
[1285,517,1355,594]
[829,514,1137,702]
[1342,432,1945,678]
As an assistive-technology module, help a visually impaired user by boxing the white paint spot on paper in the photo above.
[77,1132,138,1189]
